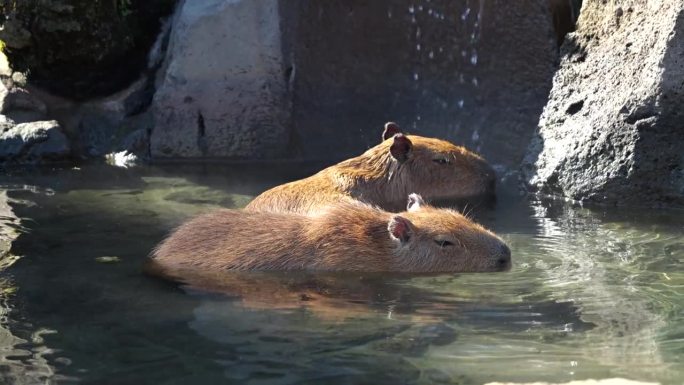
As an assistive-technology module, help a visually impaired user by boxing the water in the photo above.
[0,164,682,385]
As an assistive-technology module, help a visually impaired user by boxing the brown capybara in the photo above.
[146,194,511,275]
[244,122,495,214]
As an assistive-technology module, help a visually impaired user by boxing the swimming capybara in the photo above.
[244,122,495,214]
[147,194,511,275]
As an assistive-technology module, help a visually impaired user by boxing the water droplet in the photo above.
[471,129,479,141]
[413,73,419,81]
[418,5,423,11]
[408,5,415,14]
[461,50,467,57]
[439,46,443,53]
[429,51,434,59]
[417,115,421,121]
[458,99,464,108]
[470,52,478,65]
[387,10,392,18]
[472,77,479,87]
[428,9,432,15]
[459,74,465,83]
[416,44,421,51]
[461,7,470,21]
[416,27,421,38]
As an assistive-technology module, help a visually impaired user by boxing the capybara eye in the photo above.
[435,240,454,247]
[432,158,450,165]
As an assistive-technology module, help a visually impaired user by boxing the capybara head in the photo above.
[381,122,495,201]
[386,194,510,273]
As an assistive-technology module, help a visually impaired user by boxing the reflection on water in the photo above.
[0,164,681,384]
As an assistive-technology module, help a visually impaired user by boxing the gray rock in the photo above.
[0,120,71,162]
[151,0,290,159]
[281,1,557,167]
[0,115,15,133]
[151,0,558,167]
[522,1,684,207]
[76,77,154,157]
[0,83,48,123]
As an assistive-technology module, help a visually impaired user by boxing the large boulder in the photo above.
[0,82,48,123]
[0,0,176,99]
[151,0,289,159]
[0,120,71,163]
[151,0,559,166]
[522,1,684,207]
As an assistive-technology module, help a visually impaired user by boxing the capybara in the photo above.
[244,122,495,214]
[147,194,511,275]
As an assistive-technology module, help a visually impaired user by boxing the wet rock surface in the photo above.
[522,1,684,207]
[151,0,558,166]
[150,0,290,159]
[0,0,176,99]
[0,120,70,163]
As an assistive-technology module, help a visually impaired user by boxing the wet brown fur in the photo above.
[147,200,510,274]
[245,133,495,214]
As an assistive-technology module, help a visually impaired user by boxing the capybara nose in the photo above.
[496,244,512,271]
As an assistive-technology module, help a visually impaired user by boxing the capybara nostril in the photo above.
[488,177,496,193]
[496,244,512,270]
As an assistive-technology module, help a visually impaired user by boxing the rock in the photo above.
[151,0,290,159]
[0,82,46,111]
[0,115,14,132]
[0,51,11,78]
[0,0,176,99]
[76,77,154,157]
[281,1,558,167]
[0,191,20,260]
[151,1,558,165]
[522,1,684,207]
[0,120,71,162]
[119,127,150,158]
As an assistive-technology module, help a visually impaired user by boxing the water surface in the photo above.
[0,164,682,384]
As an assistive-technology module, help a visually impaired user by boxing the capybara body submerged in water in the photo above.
[147,194,511,276]
[245,122,495,214]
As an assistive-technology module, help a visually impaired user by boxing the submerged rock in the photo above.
[522,1,684,207]
[0,120,71,163]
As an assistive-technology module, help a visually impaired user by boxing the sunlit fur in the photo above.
[245,135,495,214]
[148,198,510,274]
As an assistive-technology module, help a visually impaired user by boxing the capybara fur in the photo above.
[245,122,495,214]
[147,194,511,274]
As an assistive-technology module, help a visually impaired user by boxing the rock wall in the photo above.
[0,0,176,99]
[151,0,559,167]
[522,1,684,207]
[150,0,290,159]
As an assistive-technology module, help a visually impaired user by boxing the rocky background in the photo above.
[1,0,682,208]
[522,0,684,207]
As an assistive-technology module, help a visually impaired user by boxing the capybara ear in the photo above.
[390,134,412,162]
[388,215,413,243]
[382,122,402,141]
[407,193,425,212]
